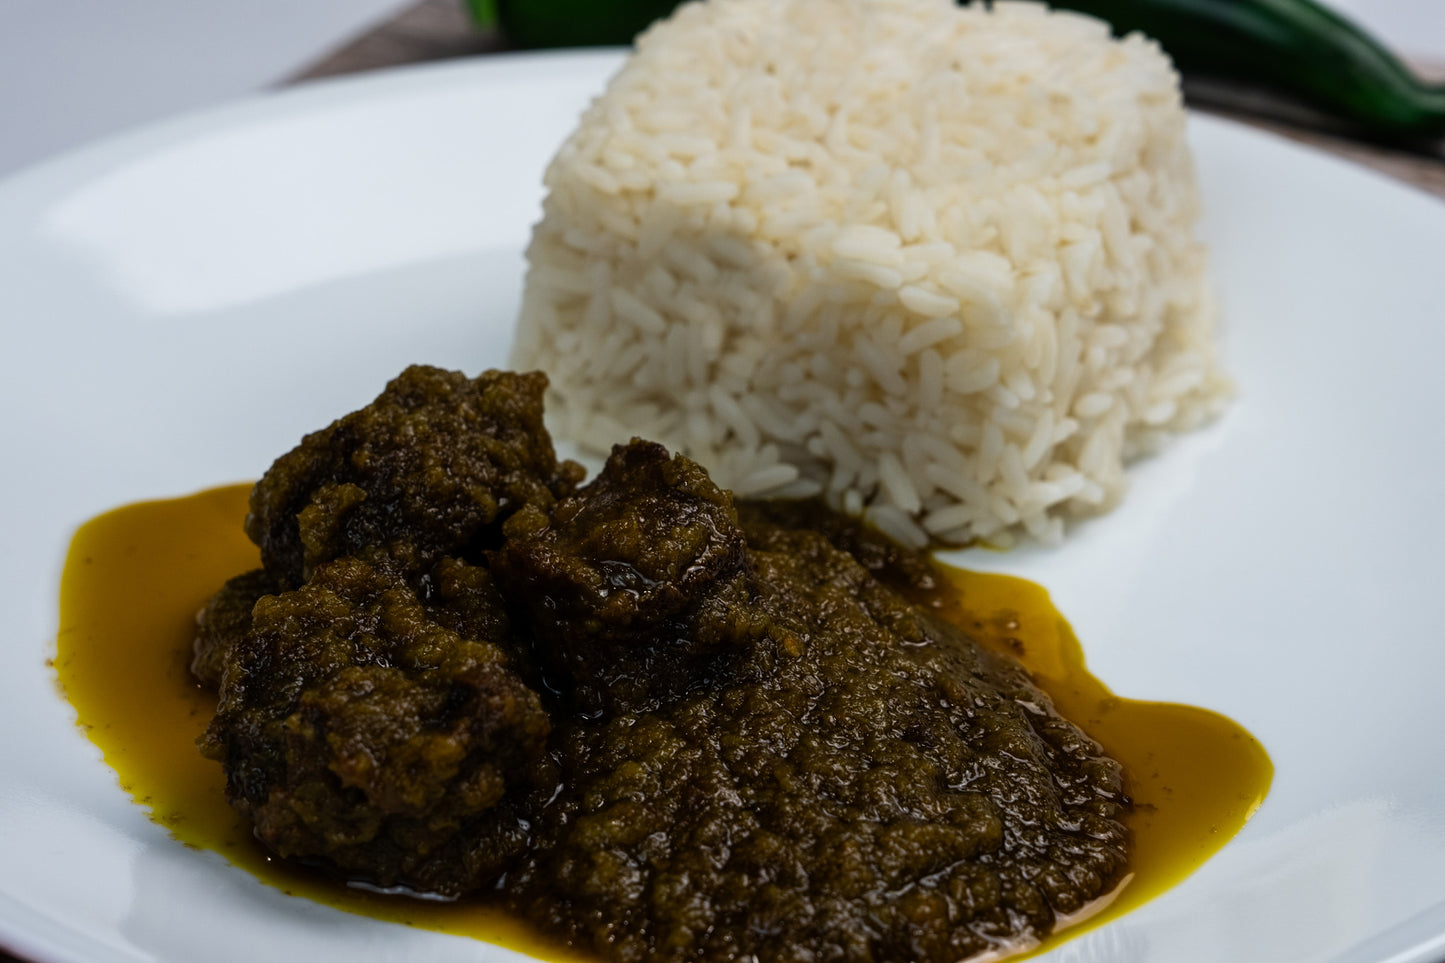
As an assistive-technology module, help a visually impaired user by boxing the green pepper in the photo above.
[468,0,677,49]
[469,0,1445,141]
[1052,0,1445,140]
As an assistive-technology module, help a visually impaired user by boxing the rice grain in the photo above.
[513,0,1230,546]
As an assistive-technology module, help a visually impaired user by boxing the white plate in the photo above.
[2,49,1445,963]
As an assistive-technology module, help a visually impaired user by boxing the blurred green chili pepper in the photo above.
[1053,0,1445,140]
[467,0,675,48]
[469,0,1445,141]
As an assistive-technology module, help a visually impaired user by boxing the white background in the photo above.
[3,0,1444,180]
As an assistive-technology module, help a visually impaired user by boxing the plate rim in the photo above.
[3,46,1445,963]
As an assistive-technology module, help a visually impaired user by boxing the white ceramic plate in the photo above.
[3,49,1445,963]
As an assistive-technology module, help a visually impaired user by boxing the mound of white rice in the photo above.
[512,0,1229,546]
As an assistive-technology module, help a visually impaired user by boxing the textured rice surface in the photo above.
[512,0,1229,546]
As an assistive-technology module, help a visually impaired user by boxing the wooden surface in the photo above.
[288,0,509,79]
[4,5,1442,963]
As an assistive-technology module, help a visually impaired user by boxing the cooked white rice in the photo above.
[512,0,1229,547]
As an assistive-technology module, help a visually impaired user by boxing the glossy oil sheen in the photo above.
[917,568,1273,954]
[55,484,1271,960]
